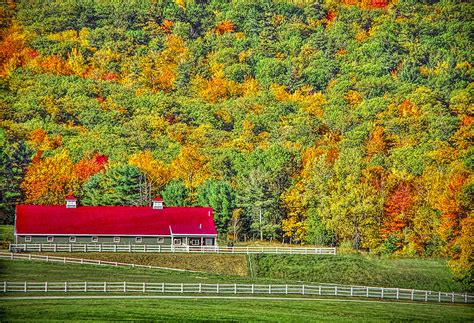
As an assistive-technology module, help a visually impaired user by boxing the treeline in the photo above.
[0,0,472,284]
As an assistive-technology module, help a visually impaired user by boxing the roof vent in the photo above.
[66,194,77,208]
[152,196,164,210]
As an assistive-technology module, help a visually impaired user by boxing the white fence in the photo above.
[1,281,472,303]
[0,252,201,273]
[9,244,337,255]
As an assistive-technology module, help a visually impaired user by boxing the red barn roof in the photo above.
[15,205,217,236]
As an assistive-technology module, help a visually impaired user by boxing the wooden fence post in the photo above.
[85,282,87,292]
[367,287,370,298]
[216,283,219,294]
[465,293,468,303]
[302,285,305,295]
[335,285,337,296]
[181,283,184,293]
[381,288,384,299]
[438,291,441,302]
[350,286,353,297]
[251,284,254,294]
[319,285,322,296]
[235,283,237,294]
[123,281,126,293]
[396,288,399,300]
[44,282,47,292]
[4,281,6,293]
[65,281,67,293]
[24,282,27,292]
[452,292,455,303]
[143,282,146,293]
[425,291,428,302]
[199,283,202,293]
[104,282,107,293]
[285,284,288,295]
[268,285,271,294]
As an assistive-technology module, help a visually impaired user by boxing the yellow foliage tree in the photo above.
[281,183,307,242]
[271,84,326,116]
[22,150,75,205]
[171,145,210,189]
[129,151,171,196]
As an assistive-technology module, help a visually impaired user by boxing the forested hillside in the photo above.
[0,0,472,281]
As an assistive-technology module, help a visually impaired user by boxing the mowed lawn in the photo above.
[1,297,473,322]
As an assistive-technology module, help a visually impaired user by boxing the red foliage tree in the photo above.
[371,0,388,8]
[381,182,414,238]
[73,153,108,184]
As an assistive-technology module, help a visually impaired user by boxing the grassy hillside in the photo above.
[0,260,240,284]
[41,252,248,276]
[251,254,467,292]
[3,251,468,292]
[2,298,473,322]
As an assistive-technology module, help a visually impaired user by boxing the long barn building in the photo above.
[14,197,217,246]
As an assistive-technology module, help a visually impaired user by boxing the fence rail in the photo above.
[9,244,337,255]
[0,252,201,273]
[1,281,472,303]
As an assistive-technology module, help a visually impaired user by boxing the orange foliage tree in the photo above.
[215,20,235,35]
[74,153,108,184]
[22,150,75,205]
[381,182,414,239]
[438,172,469,244]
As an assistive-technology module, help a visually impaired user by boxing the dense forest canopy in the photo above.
[0,0,472,283]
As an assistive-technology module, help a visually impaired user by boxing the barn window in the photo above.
[69,236,76,243]
[135,237,143,243]
[157,237,164,244]
[190,239,200,246]
[25,236,32,243]
[47,236,54,243]
[173,238,182,245]
[205,238,213,245]
[91,236,98,243]
[113,237,120,243]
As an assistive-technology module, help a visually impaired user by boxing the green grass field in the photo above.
[1,236,473,321]
[253,254,466,292]
[35,252,467,291]
[1,297,473,322]
[0,260,249,284]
